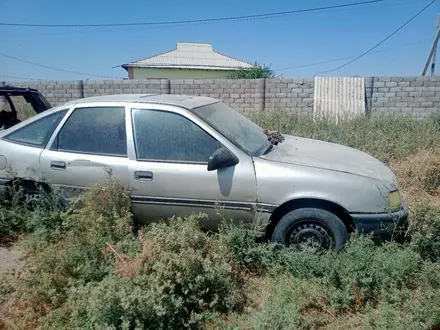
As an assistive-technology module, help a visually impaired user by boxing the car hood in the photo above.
[260,134,397,186]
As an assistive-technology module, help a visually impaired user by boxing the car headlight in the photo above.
[388,190,402,209]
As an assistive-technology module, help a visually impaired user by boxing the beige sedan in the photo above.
[0,94,408,250]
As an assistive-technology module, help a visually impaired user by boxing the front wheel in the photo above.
[271,208,349,251]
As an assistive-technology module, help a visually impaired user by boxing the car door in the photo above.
[126,104,258,230]
[0,108,69,182]
[39,104,130,199]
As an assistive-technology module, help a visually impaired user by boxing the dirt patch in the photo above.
[0,244,24,276]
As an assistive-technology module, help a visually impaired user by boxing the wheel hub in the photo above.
[289,222,332,249]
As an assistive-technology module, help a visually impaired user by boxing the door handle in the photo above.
[51,161,66,170]
[134,171,153,181]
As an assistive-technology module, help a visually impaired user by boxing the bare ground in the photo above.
[0,244,24,276]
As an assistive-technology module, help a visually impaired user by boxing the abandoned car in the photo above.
[0,94,408,250]
[0,85,51,130]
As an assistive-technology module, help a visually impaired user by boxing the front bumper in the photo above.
[350,202,409,240]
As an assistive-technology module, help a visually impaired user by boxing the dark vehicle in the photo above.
[0,85,51,130]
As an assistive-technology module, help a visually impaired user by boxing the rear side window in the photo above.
[3,110,68,147]
[52,106,127,157]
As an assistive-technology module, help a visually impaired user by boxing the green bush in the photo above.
[410,205,440,262]
[46,215,244,329]
[22,179,136,308]
[218,222,278,273]
[0,184,67,242]
[227,276,333,330]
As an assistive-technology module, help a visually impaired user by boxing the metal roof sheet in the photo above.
[123,42,253,70]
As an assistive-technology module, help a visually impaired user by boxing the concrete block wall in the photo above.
[265,78,314,116]
[369,76,440,119]
[83,79,170,97]
[170,79,265,114]
[7,80,84,106]
[3,76,440,118]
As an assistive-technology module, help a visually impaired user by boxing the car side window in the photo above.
[52,106,127,157]
[132,109,219,163]
[3,109,68,148]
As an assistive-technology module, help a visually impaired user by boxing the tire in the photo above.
[271,208,349,251]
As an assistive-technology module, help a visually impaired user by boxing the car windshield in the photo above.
[192,101,271,156]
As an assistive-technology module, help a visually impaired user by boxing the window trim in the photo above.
[2,109,69,149]
[50,105,129,158]
[131,108,221,164]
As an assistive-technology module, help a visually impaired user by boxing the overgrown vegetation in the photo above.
[1,113,440,329]
[228,62,275,79]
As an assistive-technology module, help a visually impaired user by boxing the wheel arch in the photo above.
[265,198,355,239]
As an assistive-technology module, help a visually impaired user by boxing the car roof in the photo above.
[62,94,220,110]
[0,85,42,95]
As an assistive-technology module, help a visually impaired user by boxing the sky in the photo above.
[1,0,439,81]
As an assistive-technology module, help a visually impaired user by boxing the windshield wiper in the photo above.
[262,143,274,155]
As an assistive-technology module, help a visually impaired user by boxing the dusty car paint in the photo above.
[0,94,408,241]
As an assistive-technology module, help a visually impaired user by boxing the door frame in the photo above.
[123,101,251,164]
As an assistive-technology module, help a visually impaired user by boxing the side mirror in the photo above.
[207,147,239,171]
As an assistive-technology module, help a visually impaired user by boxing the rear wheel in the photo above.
[271,208,349,251]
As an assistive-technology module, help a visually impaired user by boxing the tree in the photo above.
[228,62,275,79]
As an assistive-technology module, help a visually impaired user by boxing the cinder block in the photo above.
[384,92,397,97]
[388,97,402,102]
[421,102,434,107]
[422,92,435,97]
[385,82,398,87]
[423,81,437,87]
[411,81,424,87]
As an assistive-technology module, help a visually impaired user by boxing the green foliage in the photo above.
[21,179,136,308]
[230,276,333,330]
[45,215,244,329]
[218,222,278,273]
[0,184,66,242]
[228,62,275,79]
[410,205,440,262]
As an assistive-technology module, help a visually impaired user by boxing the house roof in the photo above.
[122,42,254,71]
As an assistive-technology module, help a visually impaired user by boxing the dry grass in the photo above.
[390,149,440,214]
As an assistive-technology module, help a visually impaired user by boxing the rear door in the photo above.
[126,104,258,230]
[39,104,130,199]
